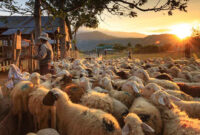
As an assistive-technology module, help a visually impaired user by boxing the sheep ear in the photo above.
[122,124,130,135]
[132,84,140,93]
[158,96,165,106]
[141,123,155,133]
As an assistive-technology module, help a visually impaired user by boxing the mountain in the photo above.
[77,31,117,40]
[76,31,179,51]
[99,29,146,38]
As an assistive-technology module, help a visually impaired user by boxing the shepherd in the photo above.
[33,32,54,75]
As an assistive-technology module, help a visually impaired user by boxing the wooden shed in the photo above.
[0,16,71,72]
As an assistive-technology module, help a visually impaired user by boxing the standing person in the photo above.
[33,32,54,75]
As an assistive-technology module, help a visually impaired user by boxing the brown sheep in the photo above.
[176,83,200,97]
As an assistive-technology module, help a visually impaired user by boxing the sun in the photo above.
[169,24,193,40]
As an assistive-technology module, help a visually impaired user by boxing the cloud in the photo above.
[149,28,171,33]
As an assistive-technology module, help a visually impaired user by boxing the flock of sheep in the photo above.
[0,56,200,135]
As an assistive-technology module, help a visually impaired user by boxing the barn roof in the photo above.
[0,16,60,35]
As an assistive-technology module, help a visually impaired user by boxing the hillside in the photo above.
[76,31,179,51]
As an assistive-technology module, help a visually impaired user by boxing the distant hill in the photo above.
[98,29,146,38]
[76,31,179,51]
[77,31,117,40]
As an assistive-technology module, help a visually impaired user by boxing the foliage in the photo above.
[113,43,127,51]
[133,44,173,53]
[127,42,132,48]
[191,27,200,49]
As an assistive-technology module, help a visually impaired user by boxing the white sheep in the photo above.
[10,81,34,134]
[171,98,200,119]
[81,91,129,127]
[26,128,60,135]
[134,69,180,90]
[28,87,56,130]
[29,72,41,86]
[43,88,121,135]
[151,90,200,135]
[122,113,155,135]
[109,89,134,108]
[141,83,193,101]
[129,97,162,135]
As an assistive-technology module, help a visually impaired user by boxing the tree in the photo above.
[1,0,190,57]
[34,0,42,43]
[127,42,132,48]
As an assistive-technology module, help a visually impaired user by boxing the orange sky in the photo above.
[97,0,200,35]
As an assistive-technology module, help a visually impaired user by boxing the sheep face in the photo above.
[150,90,173,109]
[30,72,41,86]
[43,90,59,106]
[122,113,154,135]
[141,83,161,98]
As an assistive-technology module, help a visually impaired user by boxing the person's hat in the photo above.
[38,32,50,41]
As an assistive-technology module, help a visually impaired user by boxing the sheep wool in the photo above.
[28,87,56,130]
[129,97,162,135]
[10,81,34,133]
[63,83,85,103]
[173,99,200,119]
[122,113,155,135]
[165,90,193,101]
[109,89,134,108]
[81,91,128,127]
[151,90,200,135]
[43,88,121,135]
[10,81,34,114]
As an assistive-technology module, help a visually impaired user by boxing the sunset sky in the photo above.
[98,0,200,36]
[1,0,200,37]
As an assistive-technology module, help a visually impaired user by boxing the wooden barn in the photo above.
[0,16,71,72]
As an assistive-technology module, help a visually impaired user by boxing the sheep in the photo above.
[10,81,34,134]
[109,89,134,108]
[121,81,141,96]
[129,97,162,135]
[165,90,194,101]
[29,72,41,86]
[155,73,173,81]
[176,83,200,97]
[81,91,129,127]
[99,76,113,91]
[134,69,180,90]
[26,128,60,135]
[43,88,121,135]
[122,113,155,135]
[141,83,162,98]
[28,87,56,130]
[151,90,200,135]
[171,99,200,119]
[93,86,109,93]
[141,83,193,101]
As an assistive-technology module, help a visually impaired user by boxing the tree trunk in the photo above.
[34,0,42,44]
[59,0,68,58]
[59,17,68,58]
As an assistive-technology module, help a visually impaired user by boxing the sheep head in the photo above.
[150,90,174,109]
[141,83,161,98]
[30,72,41,86]
[43,88,71,106]
[122,113,154,135]
[43,89,59,106]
